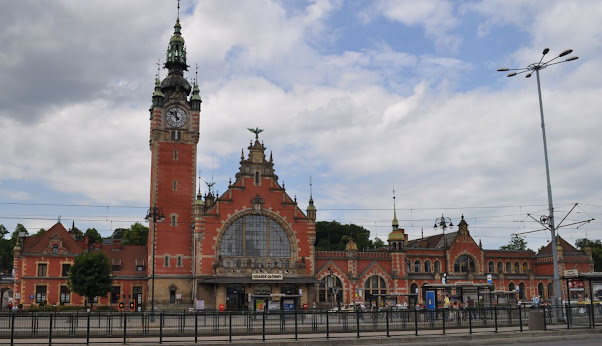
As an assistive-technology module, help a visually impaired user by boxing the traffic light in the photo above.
[119,302,124,310]
[130,302,135,310]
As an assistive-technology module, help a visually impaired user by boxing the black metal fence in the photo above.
[1,305,601,344]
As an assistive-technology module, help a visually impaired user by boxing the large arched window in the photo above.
[424,260,431,273]
[505,261,512,273]
[514,262,520,273]
[488,261,494,273]
[220,215,291,259]
[365,275,387,306]
[547,283,553,298]
[522,261,529,272]
[538,283,544,297]
[508,282,515,291]
[497,261,503,273]
[410,282,418,295]
[453,255,476,273]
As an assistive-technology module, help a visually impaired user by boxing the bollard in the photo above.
[123,312,127,344]
[543,306,548,331]
[194,311,198,343]
[87,311,91,345]
[49,313,53,345]
[229,311,232,343]
[469,307,472,334]
[356,309,360,338]
[414,308,419,336]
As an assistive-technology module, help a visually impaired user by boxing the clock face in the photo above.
[166,107,187,128]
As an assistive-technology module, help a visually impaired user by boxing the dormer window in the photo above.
[52,244,59,254]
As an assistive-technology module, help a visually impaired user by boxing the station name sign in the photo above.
[252,273,283,280]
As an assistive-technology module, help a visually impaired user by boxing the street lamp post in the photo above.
[434,214,453,284]
[145,205,165,314]
[498,48,579,310]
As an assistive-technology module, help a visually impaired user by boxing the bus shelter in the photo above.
[421,283,495,307]
[367,293,418,309]
[491,290,519,307]
[563,272,602,327]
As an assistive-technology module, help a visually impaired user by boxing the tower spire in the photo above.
[392,183,399,230]
[162,0,190,97]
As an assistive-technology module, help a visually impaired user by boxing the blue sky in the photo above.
[0,0,600,251]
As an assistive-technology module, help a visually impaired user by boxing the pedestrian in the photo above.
[7,300,13,311]
[467,296,476,319]
[443,294,450,321]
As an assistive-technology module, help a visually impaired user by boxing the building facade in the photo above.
[9,8,595,310]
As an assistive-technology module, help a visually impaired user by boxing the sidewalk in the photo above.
[3,328,602,345]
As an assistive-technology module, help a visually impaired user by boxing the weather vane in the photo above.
[247,127,263,140]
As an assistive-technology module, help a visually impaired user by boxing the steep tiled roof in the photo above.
[21,222,84,254]
[537,236,584,257]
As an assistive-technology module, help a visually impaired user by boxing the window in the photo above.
[508,282,515,292]
[514,262,520,273]
[177,256,182,267]
[488,261,494,273]
[37,263,47,277]
[424,260,431,273]
[136,265,144,272]
[505,261,512,273]
[255,171,260,185]
[364,275,387,306]
[173,150,178,160]
[538,283,544,297]
[410,283,418,295]
[522,261,529,272]
[170,289,176,303]
[164,256,170,267]
[434,260,441,273]
[111,286,120,304]
[519,283,526,299]
[60,286,71,304]
[547,283,553,298]
[414,260,421,272]
[220,215,291,259]
[35,285,46,303]
[62,263,71,277]
[171,215,177,226]
[406,260,411,273]
[318,275,343,303]
[52,244,59,254]
[173,180,178,191]
[112,264,121,272]
[497,261,503,273]
[453,255,476,273]
[170,130,181,141]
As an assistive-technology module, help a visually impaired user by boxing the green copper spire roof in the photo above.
[161,2,191,97]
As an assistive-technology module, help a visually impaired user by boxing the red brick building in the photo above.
[12,223,147,309]
[10,8,595,311]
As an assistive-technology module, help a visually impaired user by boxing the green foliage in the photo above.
[110,228,127,239]
[34,228,46,237]
[70,226,84,241]
[315,221,374,251]
[576,238,602,271]
[68,251,112,310]
[11,224,28,243]
[122,222,149,245]
[499,235,531,251]
[373,237,385,248]
[0,224,8,238]
[85,228,103,243]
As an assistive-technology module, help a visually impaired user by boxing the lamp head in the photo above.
[507,72,517,77]
[566,56,579,62]
[526,73,532,78]
[559,49,573,57]
[542,48,550,55]
[497,68,509,72]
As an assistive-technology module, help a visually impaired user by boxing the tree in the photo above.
[11,224,28,243]
[0,225,12,270]
[34,228,46,237]
[373,237,385,249]
[0,224,8,239]
[110,228,127,239]
[85,228,103,244]
[70,225,84,241]
[576,238,602,272]
[315,221,374,251]
[499,235,531,251]
[122,223,149,245]
[68,251,112,310]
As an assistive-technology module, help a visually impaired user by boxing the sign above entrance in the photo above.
[252,273,283,280]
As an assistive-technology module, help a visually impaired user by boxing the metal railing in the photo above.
[1,305,600,344]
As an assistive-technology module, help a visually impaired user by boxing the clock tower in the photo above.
[148,11,201,308]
